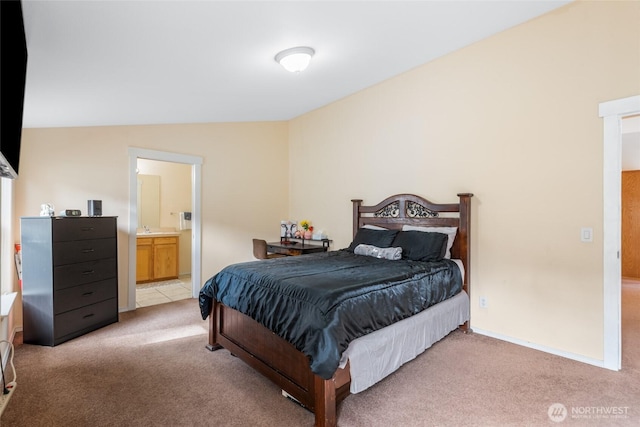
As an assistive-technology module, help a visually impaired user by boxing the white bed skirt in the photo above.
[339,290,470,394]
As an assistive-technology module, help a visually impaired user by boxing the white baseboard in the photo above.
[10,326,20,342]
[472,327,608,370]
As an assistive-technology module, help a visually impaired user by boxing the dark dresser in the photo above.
[20,216,118,346]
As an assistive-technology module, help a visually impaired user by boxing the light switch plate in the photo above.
[581,227,593,242]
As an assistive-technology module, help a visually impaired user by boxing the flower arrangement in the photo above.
[296,220,314,239]
[300,220,313,232]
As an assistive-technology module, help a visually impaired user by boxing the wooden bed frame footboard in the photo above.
[206,193,473,427]
[207,301,351,426]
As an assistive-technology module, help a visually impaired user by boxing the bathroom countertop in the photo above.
[136,230,181,237]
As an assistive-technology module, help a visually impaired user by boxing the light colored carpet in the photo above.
[3,285,639,426]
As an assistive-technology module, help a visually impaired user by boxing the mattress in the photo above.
[340,290,469,393]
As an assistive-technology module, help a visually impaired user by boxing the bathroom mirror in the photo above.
[137,174,160,228]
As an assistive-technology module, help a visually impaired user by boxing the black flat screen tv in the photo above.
[0,0,28,179]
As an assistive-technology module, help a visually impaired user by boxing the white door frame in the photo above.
[127,147,203,311]
[599,95,640,370]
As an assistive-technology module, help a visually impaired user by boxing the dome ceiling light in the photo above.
[274,46,315,73]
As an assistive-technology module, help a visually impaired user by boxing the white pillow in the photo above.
[354,244,402,260]
[401,225,457,259]
[362,224,388,230]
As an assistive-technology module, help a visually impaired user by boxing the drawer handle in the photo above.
[81,248,95,253]
[82,292,94,297]
[81,227,95,232]
[83,313,95,319]
[82,270,95,275]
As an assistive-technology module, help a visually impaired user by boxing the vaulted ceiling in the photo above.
[21,0,572,128]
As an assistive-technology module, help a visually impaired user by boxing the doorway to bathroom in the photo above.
[136,159,192,307]
[127,148,203,311]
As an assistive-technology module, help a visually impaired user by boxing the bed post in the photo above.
[457,193,473,333]
[314,376,337,427]
[351,199,363,238]
[206,300,223,351]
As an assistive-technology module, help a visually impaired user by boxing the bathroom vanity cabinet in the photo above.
[136,234,179,283]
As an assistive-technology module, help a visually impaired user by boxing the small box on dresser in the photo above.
[20,216,119,346]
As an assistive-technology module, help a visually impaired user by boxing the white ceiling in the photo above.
[21,0,573,129]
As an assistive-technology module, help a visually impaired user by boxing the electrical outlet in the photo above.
[479,296,488,308]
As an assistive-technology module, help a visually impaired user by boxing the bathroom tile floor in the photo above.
[136,275,192,308]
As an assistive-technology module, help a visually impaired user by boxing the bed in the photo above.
[199,193,473,427]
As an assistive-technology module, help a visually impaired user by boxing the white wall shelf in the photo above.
[0,292,18,318]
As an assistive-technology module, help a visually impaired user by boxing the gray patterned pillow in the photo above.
[354,244,402,260]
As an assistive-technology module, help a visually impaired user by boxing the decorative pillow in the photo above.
[347,228,399,252]
[391,231,448,262]
[354,244,402,260]
[362,224,388,230]
[401,225,457,259]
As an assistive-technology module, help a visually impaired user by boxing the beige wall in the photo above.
[288,0,640,361]
[15,122,289,314]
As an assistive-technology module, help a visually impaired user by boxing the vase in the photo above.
[304,231,312,240]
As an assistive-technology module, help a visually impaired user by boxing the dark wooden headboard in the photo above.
[351,193,473,293]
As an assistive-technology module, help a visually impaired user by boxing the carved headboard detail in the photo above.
[373,200,440,219]
[352,193,473,292]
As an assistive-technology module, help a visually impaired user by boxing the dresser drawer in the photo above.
[54,279,117,314]
[53,238,116,266]
[54,258,117,290]
[54,298,118,341]
[52,217,116,242]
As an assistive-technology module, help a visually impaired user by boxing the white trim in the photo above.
[599,95,640,118]
[599,95,640,371]
[127,148,203,311]
[0,179,13,297]
[473,328,607,369]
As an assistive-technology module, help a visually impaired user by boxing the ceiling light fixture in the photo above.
[274,46,315,73]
